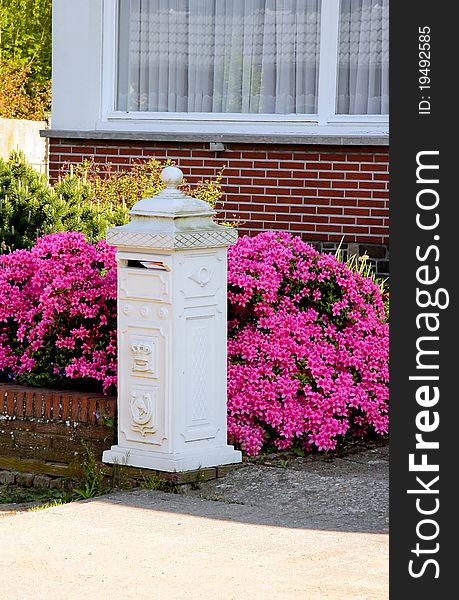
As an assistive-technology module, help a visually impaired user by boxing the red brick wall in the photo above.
[49,139,389,247]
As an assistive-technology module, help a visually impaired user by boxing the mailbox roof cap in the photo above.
[107,166,238,249]
[130,166,215,218]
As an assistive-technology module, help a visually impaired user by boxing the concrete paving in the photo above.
[188,443,389,534]
[0,444,389,599]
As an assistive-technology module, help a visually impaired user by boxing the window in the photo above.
[117,0,321,115]
[105,0,388,127]
[337,0,389,115]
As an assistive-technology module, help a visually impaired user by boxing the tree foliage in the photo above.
[0,0,52,84]
[0,0,52,119]
[0,60,50,120]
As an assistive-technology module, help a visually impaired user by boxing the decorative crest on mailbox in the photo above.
[131,341,154,373]
[189,265,213,287]
[130,390,156,436]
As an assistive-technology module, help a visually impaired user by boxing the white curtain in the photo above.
[117,0,321,114]
[337,0,389,114]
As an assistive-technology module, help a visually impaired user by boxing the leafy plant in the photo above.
[73,444,107,499]
[0,0,52,85]
[0,483,72,506]
[0,151,54,251]
[181,166,224,209]
[0,60,50,120]
[141,474,182,494]
[189,469,207,490]
[69,157,226,215]
[104,452,135,490]
[71,158,166,213]
[94,410,115,429]
[0,152,129,253]
[335,240,387,293]
[0,0,52,119]
[334,239,389,322]
[27,498,69,511]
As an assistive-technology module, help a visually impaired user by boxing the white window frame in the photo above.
[99,0,388,134]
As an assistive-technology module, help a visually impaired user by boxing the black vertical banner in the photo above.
[390,2,457,597]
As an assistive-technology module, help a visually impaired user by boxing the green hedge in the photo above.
[0,152,225,253]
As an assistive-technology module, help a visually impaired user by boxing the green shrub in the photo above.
[0,151,54,251]
[0,153,226,252]
[70,157,225,211]
[52,166,130,242]
[73,158,166,211]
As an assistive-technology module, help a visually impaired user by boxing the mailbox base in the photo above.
[102,445,242,473]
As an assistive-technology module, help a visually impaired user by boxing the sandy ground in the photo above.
[0,444,388,599]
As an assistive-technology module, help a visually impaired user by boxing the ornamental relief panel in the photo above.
[129,388,157,437]
[181,253,221,299]
[131,340,155,374]
[119,270,169,302]
[188,265,213,288]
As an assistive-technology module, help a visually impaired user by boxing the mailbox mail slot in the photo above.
[127,260,170,271]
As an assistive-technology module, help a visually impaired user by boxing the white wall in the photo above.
[0,119,48,173]
[51,0,103,130]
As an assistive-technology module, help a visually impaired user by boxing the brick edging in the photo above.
[0,383,116,424]
[0,383,117,479]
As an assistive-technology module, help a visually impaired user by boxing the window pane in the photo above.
[337,0,389,115]
[117,0,321,114]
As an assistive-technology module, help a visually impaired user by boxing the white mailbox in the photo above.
[102,166,242,472]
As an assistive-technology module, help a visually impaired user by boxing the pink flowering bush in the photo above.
[226,232,389,456]
[0,230,389,457]
[0,232,117,392]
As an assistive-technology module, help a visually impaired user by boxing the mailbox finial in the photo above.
[161,166,183,188]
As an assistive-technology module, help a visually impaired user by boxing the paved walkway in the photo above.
[0,444,388,599]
